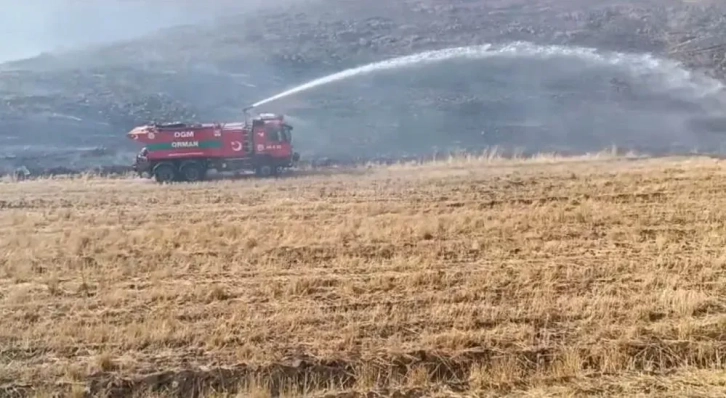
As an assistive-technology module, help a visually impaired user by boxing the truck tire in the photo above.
[180,161,206,182]
[153,163,176,184]
[255,164,278,178]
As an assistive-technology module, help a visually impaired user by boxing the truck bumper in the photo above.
[275,152,301,169]
[285,152,301,168]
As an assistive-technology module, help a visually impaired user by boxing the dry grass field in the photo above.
[3,152,726,397]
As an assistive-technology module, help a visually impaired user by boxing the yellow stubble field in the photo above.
[2,153,726,397]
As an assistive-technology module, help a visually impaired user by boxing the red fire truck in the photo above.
[128,112,299,183]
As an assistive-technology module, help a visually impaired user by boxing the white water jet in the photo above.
[251,41,725,109]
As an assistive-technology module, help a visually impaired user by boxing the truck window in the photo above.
[267,128,281,142]
[265,123,284,142]
[282,125,292,143]
[262,122,291,142]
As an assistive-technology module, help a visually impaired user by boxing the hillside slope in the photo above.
[2,0,726,169]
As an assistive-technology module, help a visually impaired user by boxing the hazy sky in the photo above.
[0,0,284,62]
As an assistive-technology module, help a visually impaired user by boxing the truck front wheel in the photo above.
[255,165,278,178]
[153,163,176,184]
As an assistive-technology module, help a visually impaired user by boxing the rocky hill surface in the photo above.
[2,0,726,171]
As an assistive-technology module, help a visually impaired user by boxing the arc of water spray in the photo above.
[249,41,725,110]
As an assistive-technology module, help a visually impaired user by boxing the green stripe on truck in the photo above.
[147,141,223,151]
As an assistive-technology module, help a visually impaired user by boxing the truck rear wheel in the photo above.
[180,162,206,182]
[153,163,176,184]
